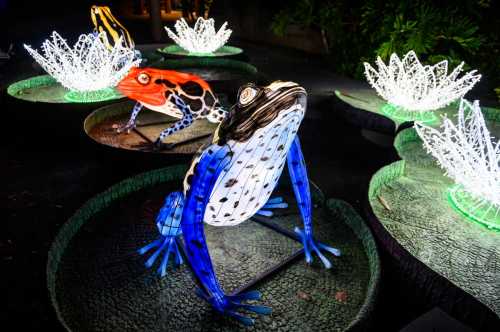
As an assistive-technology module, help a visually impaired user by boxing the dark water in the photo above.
[175,67,249,81]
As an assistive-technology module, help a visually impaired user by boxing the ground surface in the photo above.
[2,25,499,332]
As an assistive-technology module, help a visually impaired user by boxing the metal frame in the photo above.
[176,214,305,297]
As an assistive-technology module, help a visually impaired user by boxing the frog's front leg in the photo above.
[256,197,288,217]
[181,145,271,326]
[288,136,341,268]
[117,102,143,133]
[138,191,184,276]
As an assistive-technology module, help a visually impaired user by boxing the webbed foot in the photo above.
[256,196,288,217]
[295,227,341,269]
[196,289,271,326]
[138,236,183,277]
[139,192,185,276]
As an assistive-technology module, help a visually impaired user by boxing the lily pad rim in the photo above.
[157,44,244,57]
[7,74,124,104]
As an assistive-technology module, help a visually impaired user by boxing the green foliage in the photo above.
[270,0,315,36]
[367,5,484,69]
[271,0,500,93]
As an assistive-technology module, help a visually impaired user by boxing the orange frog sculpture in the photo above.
[117,67,226,149]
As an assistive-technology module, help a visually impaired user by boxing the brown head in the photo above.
[216,81,307,145]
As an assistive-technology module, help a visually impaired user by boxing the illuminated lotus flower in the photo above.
[364,51,481,112]
[165,17,232,54]
[415,99,500,230]
[24,31,140,92]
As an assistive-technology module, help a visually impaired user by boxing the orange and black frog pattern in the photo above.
[116,67,227,149]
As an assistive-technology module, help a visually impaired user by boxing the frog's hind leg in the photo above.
[153,114,194,150]
[288,136,341,268]
[153,93,196,149]
[256,196,288,217]
[117,102,143,133]
[181,144,271,326]
[138,191,184,277]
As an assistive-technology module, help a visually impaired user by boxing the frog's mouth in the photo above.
[217,82,306,144]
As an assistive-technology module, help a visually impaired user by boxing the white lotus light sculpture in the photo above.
[415,99,500,230]
[364,51,481,119]
[165,17,232,54]
[24,31,140,101]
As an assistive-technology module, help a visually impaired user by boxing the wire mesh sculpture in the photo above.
[138,81,341,325]
[165,17,232,54]
[364,51,481,121]
[415,99,500,230]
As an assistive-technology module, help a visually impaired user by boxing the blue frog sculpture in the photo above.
[139,81,341,325]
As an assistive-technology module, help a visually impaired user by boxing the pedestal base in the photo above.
[157,44,244,58]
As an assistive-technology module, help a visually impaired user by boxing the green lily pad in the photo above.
[48,165,380,331]
[369,126,500,316]
[7,75,123,104]
[157,44,243,57]
[333,88,487,129]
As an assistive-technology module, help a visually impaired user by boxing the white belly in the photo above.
[141,101,183,119]
[203,104,304,226]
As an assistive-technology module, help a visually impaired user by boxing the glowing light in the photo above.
[448,185,500,231]
[364,51,481,112]
[415,99,500,230]
[381,103,438,124]
[24,31,140,93]
[64,88,118,103]
[165,17,232,54]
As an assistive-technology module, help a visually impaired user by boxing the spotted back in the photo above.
[117,68,224,121]
[201,101,305,226]
[163,79,223,121]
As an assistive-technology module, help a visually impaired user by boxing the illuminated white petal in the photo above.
[364,51,481,112]
[24,31,140,92]
[415,99,500,214]
[164,17,232,54]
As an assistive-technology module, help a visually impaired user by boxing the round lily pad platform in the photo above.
[7,75,124,104]
[84,100,218,155]
[157,44,244,58]
[367,127,500,328]
[48,165,380,331]
[332,88,498,132]
[4,75,128,142]
[333,88,396,135]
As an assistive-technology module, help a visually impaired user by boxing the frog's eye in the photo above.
[137,73,150,85]
[238,86,258,106]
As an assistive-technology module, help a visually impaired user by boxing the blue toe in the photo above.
[238,303,272,315]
